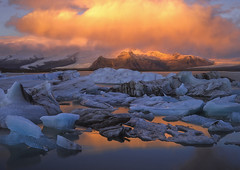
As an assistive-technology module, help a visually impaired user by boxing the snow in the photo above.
[57,135,82,150]
[5,115,44,138]
[87,68,164,84]
[175,83,188,96]
[130,95,204,116]
[203,95,240,117]
[40,113,79,130]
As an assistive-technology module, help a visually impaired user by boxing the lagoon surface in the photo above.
[0,71,240,170]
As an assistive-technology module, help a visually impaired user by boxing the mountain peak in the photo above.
[90,49,214,70]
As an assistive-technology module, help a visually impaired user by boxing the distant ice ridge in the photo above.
[0,70,80,81]
[41,113,79,130]
[87,68,166,84]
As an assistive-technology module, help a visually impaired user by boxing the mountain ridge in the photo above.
[90,50,214,71]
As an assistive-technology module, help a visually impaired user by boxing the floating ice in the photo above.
[230,112,240,123]
[130,95,204,116]
[113,71,231,97]
[175,83,188,96]
[182,115,217,128]
[88,68,163,84]
[203,95,240,117]
[57,135,82,150]
[0,82,47,128]
[208,120,234,133]
[28,81,61,115]
[5,115,44,138]
[40,113,80,130]
[218,132,240,146]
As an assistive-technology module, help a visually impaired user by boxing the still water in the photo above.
[1,102,240,170]
[0,71,240,170]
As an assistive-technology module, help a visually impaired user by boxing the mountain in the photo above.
[89,50,214,70]
[0,53,78,71]
[0,54,43,70]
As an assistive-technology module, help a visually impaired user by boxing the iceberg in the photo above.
[203,95,240,117]
[28,81,61,115]
[0,132,56,151]
[5,115,43,138]
[40,113,80,130]
[130,95,204,116]
[175,83,188,96]
[182,115,217,128]
[56,135,82,150]
[113,71,231,97]
[230,112,240,123]
[208,120,234,133]
[0,82,48,128]
[88,68,163,84]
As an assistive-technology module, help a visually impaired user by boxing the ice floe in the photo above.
[203,95,240,117]
[112,71,231,97]
[129,95,204,116]
[57,135,82,150]
[40,113,79,130]
[5,115,43,138]
[87,68,164,84]
[0,82,48,127]
[208,120,234,133]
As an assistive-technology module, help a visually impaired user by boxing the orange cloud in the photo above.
[5,0,240,60]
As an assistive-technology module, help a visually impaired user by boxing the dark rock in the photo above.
[163,116,181,122]
[72,109,131,130]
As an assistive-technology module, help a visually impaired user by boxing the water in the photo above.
[1,71,240,169]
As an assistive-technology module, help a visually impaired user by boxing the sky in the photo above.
[0,0,240,64]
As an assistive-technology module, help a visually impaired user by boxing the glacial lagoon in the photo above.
[0,70,240,170]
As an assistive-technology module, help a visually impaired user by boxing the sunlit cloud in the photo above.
[3,0,240,61]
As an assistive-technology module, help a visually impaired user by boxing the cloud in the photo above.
[5,0,240,60]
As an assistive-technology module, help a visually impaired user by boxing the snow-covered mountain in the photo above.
[90,50,214,70]
[0,53,78,71]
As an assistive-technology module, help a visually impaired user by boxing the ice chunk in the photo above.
[203,95,240,117]
[175,83,188,96]
[0,82,48,128]
[130,96,204,116]
[88,68,164,84]
[218,132,240,146]
[28,81,61,115]
[0,132,56,151]
[40,113,80,130]
[208,120,234,133]
[6,82,31,104]
[230,112,240,123]
[57,135,82,150]
[5,115,43,138]
[182,115,217,128]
